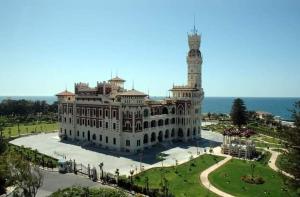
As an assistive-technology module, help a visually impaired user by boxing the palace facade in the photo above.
[56,28,204,153]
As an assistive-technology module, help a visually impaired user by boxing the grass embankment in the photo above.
[209,159,298,197]
[134,154,224,197]
[3,122,58,138]
[50,186,127,197]
[8,143,58,168]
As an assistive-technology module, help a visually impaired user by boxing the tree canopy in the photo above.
[230,98,248,128]
[283,101,300,182]
[0,99,57,116]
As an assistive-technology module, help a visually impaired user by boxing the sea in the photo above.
[0,96,299,121]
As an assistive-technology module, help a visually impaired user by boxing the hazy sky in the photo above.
[0,0,299,97]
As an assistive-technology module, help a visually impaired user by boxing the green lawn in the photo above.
[209,159,298,197]
[253,140,283,149]
[3,122,58,138]
[260,136,282,144]
[134,154,224,197]
[275,153,294,176]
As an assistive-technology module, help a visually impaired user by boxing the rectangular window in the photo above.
[106,122,108,129]
[106,136,108,143]
[99,121,102,127]
[69,118,72,123]
[99,135,102,141]
[69,130,72,135]
[113,123,116,130]
[77,131,79,136]
[137,140,140,146]
[113,138,116,145]
[82,132,85,138]
[126,140,130,147]
[113,110,116,118]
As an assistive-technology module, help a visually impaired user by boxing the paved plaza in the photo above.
[10,129,222,176]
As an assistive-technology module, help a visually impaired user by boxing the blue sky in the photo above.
[0,0,299,97]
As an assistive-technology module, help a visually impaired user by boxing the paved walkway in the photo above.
[200,147,235,197]
[265,148,295,179]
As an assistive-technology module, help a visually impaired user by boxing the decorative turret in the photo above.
[56,90,75,102]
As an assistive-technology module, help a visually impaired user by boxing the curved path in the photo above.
[265,148,295,179]
[200,147,235,197]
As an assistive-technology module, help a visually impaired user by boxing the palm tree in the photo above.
[8,128,11,138]
[129,169,134,185]
[144,176,149,193]
[99,162,104,179]
[115,168,119,185]
[250,163,256,178]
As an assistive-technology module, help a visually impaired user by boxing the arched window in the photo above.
[143,134,148,144]
[165,119,169,125]
[165,130,169,139]
[151,132,156,142]
[158,131,163,142]
[171,107,175,114]
[158,119,164,126]
[151,120,156,127]
[178,128,183,137]
[144,121,149,129]
[144,109,149,117]
[162,107,168,114]
[171,129,175,137]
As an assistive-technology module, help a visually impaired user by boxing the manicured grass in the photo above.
[275,153,293,175]
[272,148,286,153]
[134,154,224,197]
[209,159,298,197]
[260,136,282,144]
[3,122,58,138]
[253,140,283,148]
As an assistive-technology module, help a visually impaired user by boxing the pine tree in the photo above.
[230,98,248,129]
[284,101,300,182]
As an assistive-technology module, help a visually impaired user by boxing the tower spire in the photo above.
[193,15,197,34]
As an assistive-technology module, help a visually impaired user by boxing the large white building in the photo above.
[56,28,204,153]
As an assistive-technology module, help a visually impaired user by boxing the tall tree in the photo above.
[284,101,300,182]
[230,98,248,128]
[7,153,43,197]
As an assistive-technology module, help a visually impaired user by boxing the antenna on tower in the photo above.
[193,15,197,34]
[132,80,134,90]
[110,70,112,79]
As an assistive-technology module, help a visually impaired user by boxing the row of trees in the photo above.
[0,99,57,117]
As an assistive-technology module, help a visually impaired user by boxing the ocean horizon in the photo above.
[0,96,299,121]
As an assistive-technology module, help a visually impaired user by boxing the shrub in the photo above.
[241,175,265,184]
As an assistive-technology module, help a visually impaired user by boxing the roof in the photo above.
[109,76,125,82]
[117,89,147,97]
[56,90,75,96]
